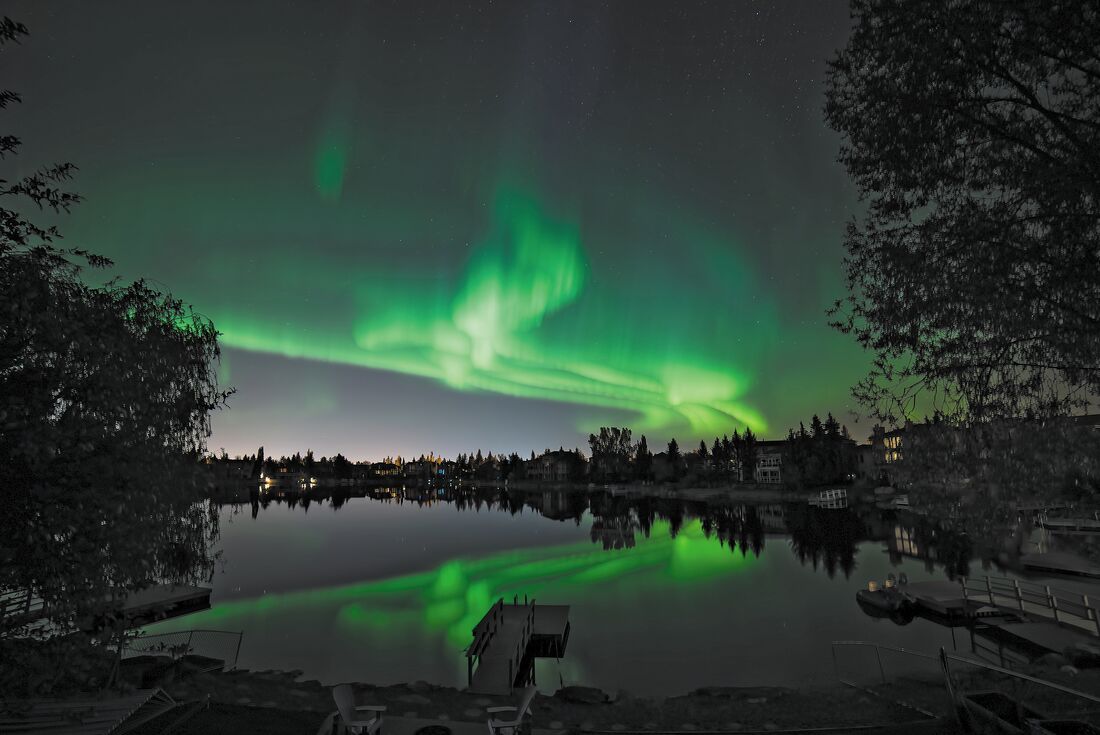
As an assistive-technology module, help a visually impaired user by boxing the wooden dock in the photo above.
[466,598,570,696]
[899,574,1100,659]
[1,584,211,632]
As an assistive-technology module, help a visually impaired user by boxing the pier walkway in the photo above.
[903,574,1100,659]
[466,598,570,696]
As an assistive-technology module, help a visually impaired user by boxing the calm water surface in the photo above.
[143,490,1078,695]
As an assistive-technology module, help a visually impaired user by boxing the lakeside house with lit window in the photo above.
[867,414,1100,488]
[370,462,400,477]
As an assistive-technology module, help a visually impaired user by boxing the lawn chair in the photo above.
[486,685,537,735]
[332,683,385,735]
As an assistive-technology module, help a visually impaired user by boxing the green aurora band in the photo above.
[31,0,869,447]
[211,179,771,436]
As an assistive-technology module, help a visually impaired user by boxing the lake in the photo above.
[141,486,1076,695]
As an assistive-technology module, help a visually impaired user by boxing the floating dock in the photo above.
[466,597,570,696]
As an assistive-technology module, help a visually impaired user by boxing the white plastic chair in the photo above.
[333,683,386,735]
[486,685,537,735]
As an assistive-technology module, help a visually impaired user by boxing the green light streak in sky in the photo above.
[313,127,348,202]
[147,520,754,649]
[213,179,770,436]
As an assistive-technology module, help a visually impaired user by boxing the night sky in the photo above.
[8,1,866,459]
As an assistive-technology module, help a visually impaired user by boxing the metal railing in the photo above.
[831,640,939,685]
[960,574,1100,635]
[834,640,1100,726]
[0,588,46,626]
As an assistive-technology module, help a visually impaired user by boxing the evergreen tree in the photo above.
[666,438,682,481]
[742,428,758,484]
[810,415,825,440]
[634,435,653,482]
[252,446,265,479]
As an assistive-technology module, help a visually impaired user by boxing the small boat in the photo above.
[855,576,915,624]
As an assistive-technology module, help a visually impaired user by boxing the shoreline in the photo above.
[131,660,955,733]
[109,654,1100,733]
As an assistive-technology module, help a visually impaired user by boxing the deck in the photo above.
[1,584,211,632]
[904,580,976,619]
[466,599,570,696]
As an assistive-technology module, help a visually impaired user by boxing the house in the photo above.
[370,462,400,477]
[403,458,443,480]
[206,457,257,483]
[753,440,785,484]
[528,450,576,483]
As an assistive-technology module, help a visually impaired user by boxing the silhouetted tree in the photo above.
[634,435,653,482]
[825,0,1100,423]
[666,438,682,481]
[252,446,265,479]
[0,19,229,694]
[588,426,633,482]
[741,428,758,483]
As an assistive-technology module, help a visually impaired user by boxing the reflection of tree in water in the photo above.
[590,514,639,550]
[698,505,765,557]
[589,493,641,550]
[886,515,972,579]
[785,505,866,579]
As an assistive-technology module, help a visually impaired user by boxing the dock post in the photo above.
[985,577,994,605]
[1045,586,1060,622]
[1013,580,1024,612]
[1085,595,1100,637]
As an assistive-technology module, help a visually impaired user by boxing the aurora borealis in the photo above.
[8,1,868,458]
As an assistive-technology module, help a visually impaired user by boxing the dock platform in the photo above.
[466,598,570,696]
[905,580,980,619]
[2,584,211,632]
